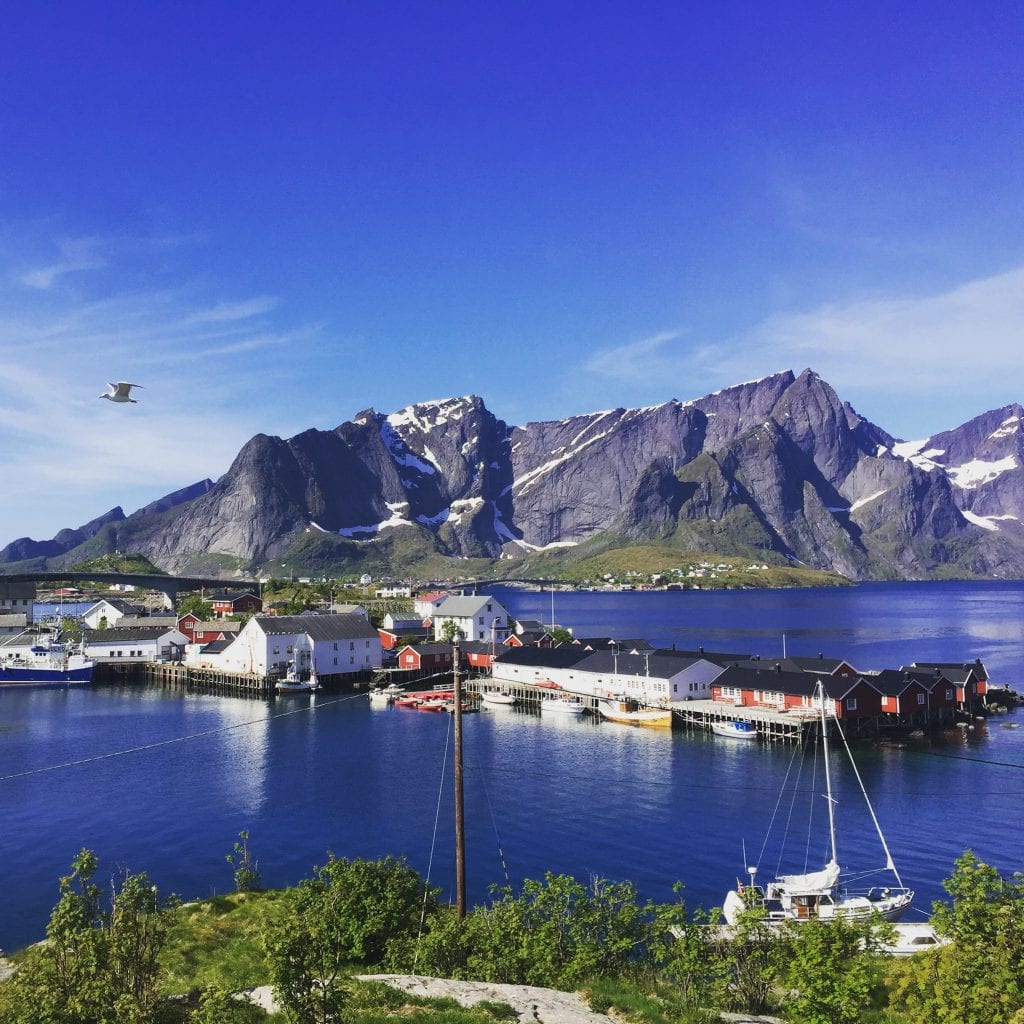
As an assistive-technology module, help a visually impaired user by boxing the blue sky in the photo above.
[2,2,1024,544]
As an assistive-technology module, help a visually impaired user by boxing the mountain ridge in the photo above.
[3,371,1022,580]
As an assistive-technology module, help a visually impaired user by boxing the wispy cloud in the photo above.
[585,267,1024,422]
[17,236,108,289]
[583,329,686,383]
[0,232,325,544]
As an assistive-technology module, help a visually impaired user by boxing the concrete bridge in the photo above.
[1,571,259,609]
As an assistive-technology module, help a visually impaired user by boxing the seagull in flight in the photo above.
[100,382,144,404]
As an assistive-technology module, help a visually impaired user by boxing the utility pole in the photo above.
[452,633,466,918]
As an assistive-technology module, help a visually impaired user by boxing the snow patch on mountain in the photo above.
[962,510,1001,532]
[849,489,888,512]
[947,455,1018,489]
[891,439,946,471]
[380,421,437,475]
[989,416,1021,440]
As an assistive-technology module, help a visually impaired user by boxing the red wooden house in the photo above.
[710,666,883,720]
[210,591,263,619]
[396,643,454,672]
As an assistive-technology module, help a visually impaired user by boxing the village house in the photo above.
[912,660,989,708]
[83,626,189,664]
[210,591,263,619]
[710,665,886,720]
[82,598,145,630]
[431,594,511,643]
[176,613,242,645]
[207,613,381,678]
[0,613,29,636]
[490,646,725,705]
[504,629,553,648]
[459,639,499,671]
[394,642,454,673]
[872,669,959,724]
[413,591,451,619]
[0,581,34,625]
[377,615,432,650]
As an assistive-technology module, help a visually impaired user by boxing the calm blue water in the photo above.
[1,581,1023,952]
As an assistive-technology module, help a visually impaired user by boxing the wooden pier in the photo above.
[672,699,813,741]
[96,661,374,697]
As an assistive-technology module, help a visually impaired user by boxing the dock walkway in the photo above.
[673,698,820,741]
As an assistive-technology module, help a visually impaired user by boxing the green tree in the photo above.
[711,904,780,1014]
[59,616,82,641]
[776,916,888,1024]
[648,887,730,1014]
[177,595,213,620]
[440,620,462,643]
[888,851,1024,1024]
[226,830,262,893]
[261,855,432,1024]
[1,850,172,1024]
[548,626,574,645]
[412,873,652,989]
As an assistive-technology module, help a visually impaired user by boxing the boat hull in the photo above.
[541,698,585,715]
[598,699,671,728]
[0,664,93,687]
[711,721,757,739]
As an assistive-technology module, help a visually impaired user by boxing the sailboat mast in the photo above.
[817,680,839,867]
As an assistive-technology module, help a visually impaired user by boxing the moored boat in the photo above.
[0,638,93,688]
[722,680,913,926]
[541,695,586,715]
[276,662,319,694]
[482,690,517,706]
[368,688,394,705]
[711,720,757,740]
[598,696,672,728]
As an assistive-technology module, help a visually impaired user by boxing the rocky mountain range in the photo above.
[3,369,1022,580]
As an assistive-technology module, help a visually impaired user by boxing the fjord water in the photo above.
[2,582,1023,952]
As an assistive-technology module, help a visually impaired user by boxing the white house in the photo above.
[0,613,29,637]
[414,591,451,619]
[431,595,511,643]
[84,626,188,664]
[209,613,382,678]
[491,647,727,705]
[376,585,412,598]
[82,599,144,630]
[0,581,34,625]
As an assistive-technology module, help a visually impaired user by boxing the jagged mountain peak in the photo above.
[4,370,1024,580]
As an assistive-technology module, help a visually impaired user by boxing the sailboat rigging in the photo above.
[722,679,913,925]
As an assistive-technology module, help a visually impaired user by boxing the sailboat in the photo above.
[721,680,913,925]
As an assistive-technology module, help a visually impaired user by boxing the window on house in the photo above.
[946,688,954,700]
[333,657,338,666]
[846,697,858,711]
[333,642,338,651]
[917,693,926,705]
[350,656,355,664]
[349,641,355,651]
[287,644,293,654]
[478,616,484,624]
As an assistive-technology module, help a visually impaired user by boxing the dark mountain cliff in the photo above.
[4,373,1023,580]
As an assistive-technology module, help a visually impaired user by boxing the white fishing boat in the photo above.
[598,696,672,729]
[541,695,586,715]
[722,680,913,926]
[711,720,758,740]
[276,661,318,694]
[368,688,393,705]
[0,636,93,687]
[482,690,517,706]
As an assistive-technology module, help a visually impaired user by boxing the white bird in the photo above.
[100,382,144,404]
